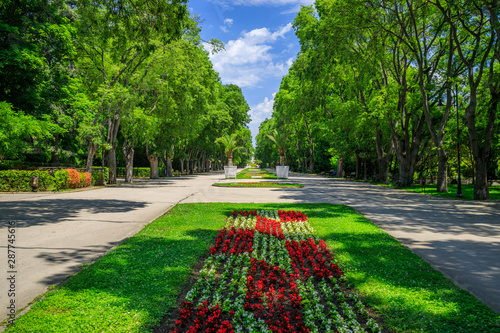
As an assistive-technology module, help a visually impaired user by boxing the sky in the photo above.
[187,0,314,145]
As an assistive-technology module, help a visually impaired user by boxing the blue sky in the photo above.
[187,0,314,144]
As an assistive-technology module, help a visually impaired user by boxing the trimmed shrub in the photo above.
[116,167,168,178]
[65,169,80,189]
[83,172,92,187]
[0,170,54,191]
[53,169,69,190]
[91,167,109,185]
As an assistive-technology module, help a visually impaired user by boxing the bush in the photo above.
[65,169,80,189]
[83,172,92,187]
[53,169,69,190]
[91,167,109,185]
[0,170,54,191]
[116,167,151,178]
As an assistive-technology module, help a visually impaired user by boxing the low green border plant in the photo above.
[236,168,277,179]
[4,203,499,332]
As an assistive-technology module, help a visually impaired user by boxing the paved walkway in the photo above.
[1,170,499,324]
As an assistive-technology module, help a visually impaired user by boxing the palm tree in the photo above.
[267,129,287,166]
[216,133,247,166]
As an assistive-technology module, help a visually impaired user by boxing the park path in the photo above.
[1,170,499,325]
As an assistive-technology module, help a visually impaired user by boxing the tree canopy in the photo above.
[256,0,500,199]
[0,0,252,180]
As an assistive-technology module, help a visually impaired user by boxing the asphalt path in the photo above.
[1,170,499,326]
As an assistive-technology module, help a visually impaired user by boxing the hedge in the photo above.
[0,169,93,192]
[115,167,167,178]
[91,167,109,185]
[0,170,54,191]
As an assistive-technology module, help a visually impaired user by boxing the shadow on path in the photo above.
[0,199,148,228]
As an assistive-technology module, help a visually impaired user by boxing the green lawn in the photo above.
[236,168,277,179]
[371,182,500,200]
[4,203,499,332]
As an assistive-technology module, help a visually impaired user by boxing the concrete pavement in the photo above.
[1,170,499,325]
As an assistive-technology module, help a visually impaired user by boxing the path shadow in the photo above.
[0,199,148,228]
[275,176,500,238]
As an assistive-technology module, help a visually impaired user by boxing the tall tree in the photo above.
[75,0,188,181]
[433,0,499,199]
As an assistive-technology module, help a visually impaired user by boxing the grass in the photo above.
[213,182,303,188]
[4,203,500,332]
[236,168,277,179]
[370,182,500,200]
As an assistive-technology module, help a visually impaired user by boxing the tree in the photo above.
[75,0,189,182]
[0,102,54,161]
[267,129,287,166]
[216,133,247,167]
[433,0,499,200]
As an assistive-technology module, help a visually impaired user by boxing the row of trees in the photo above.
[256,0,500,200]
[0,0,252,183]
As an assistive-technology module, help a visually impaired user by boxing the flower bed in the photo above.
[169,210,382,333]
[237,169,277,179]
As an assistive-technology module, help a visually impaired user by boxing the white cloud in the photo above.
[248,94,276,143]
[220,18,234,32]
[206,24,294,87]
[250,93,276,125]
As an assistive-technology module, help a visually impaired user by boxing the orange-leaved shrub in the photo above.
[83,172,92,187]
[65,169,80,188]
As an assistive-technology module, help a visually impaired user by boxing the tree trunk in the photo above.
[436,149,448,192]
[148,154,159,179]
[474,156,490,200]
[51,133,60,167]
[107,144,117,184]
[377,157,391,184]
[337,158,343,178]
[180,159,184,175]
[375,126,394,184]
[309,152,314,173]
[146,145,159,179]
[106,112,120,184]
[355,151,360,179]
[166,157,173,177]
[86,141,98,173]
[398,159,415,187]
[122,138,135,183]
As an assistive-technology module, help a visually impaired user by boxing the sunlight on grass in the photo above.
[236,168,277,179]
[371,182,500,200]
[5,203,500,332]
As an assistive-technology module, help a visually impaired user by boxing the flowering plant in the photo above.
[170,210,382,333]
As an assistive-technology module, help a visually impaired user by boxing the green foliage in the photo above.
[0,102,54,161]
[91,167,110,185]
[53,169,69,190]
[0,0,76,116]
[0,170,53,191]
[115,167,168,178]
[216,133,248,166]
